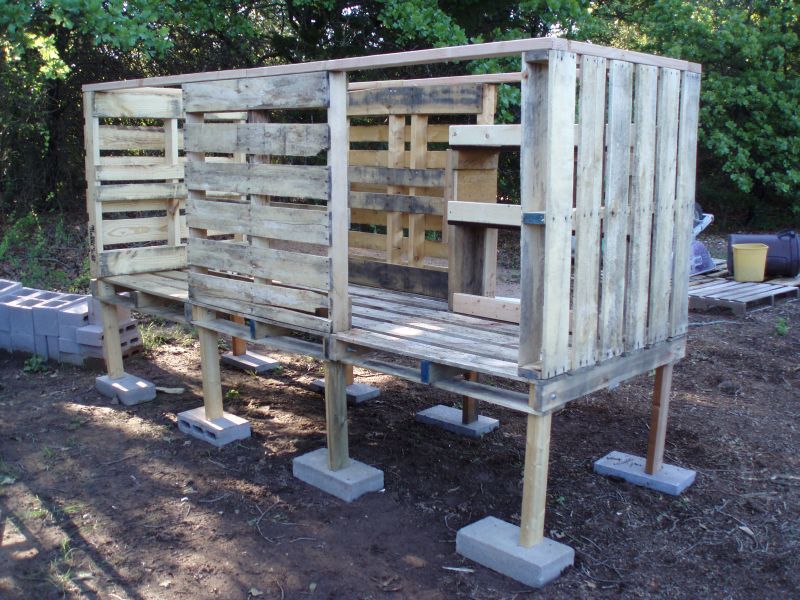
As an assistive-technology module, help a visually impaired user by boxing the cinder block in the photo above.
[34,334,49,360]
[32,295,85,336]
[58,352,86,366]
[0,331,11,352]
[8,297,40,335]
[309,379,381,405]
[96,373,156,405]
[221,351,280,374]
[416,405,500,439]
[88,297,131,325]
[593,451,696,496]
[79,337,142,360]
[58,337,81,355]
[177,406,250,447]
[10,332,35,353]
[75,320,138,347]
[58,300,90,341]
[456,517,574,588]
[293,448,384,502]
[46,336,61,360]
[0,279,21,299]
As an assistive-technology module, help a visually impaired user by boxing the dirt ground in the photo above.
[1,229,799,598]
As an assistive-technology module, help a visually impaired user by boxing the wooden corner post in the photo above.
[326,70,351,471]
[645,362,674,474]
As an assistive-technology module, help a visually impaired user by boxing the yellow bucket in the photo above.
[732,243,768,282]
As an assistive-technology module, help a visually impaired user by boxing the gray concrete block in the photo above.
[46,336,61,360]
[32,295,85,336]
[593,451,696,496]
[58,337,81,355]
[0,279,21,300]
[58,301,90,340]
[310,379,381,405]
[34,334,49,360]
[96,373,156,405]
[0,331,11,352]
[293,447,384,502]
[11,332,35,353]
[177,406,250,447]
[75,320,138,347]
[456,517,574,588]
[89,297,131,325]
[8,297,40,335]
[416,405,500,439]
[221,351,280,374]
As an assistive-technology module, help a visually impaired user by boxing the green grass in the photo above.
[775,317,789,336]
[139,319,195,352]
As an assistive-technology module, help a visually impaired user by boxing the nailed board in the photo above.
[688,276,799,316]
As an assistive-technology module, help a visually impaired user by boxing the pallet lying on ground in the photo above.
[689,275,799,315]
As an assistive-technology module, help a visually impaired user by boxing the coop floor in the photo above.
[104,270,528,382]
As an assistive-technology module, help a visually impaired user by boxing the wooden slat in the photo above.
[452,293,520,323]
[570,55,606,370]
[669,71,702,338]
[187,238,330,290]
[187,198,249,235]
[348,231,448,259]
[190,271,327,314]
[97,183,187,202]
[447,201,520,227]
[96,163,183,182]
[348,165,445,188]
[349,123,449,143]
[598,60,633,361]
[101,217,187,245]
[98,126,182,151]
[184,122,329,156]
[450,124,521,147]
[98,246,187,277]
[349,191,443,215]
[94,90,182,119]
[183,72,329,112]
[647,68,682,344]
[408,114,428,267]
[519,50,577,378]
[347,84,483,116]
[185,162,330,201]
[624,64,658,352]
[348,257,448,298]
[385,114,406,265]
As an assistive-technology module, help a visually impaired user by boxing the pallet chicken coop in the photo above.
[83,38,701,587]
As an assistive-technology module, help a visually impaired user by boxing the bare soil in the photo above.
[0,228,798,599]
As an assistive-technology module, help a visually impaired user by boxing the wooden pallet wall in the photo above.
[183,72,349,335]
[518,50,701,379]
[346,83,497,298]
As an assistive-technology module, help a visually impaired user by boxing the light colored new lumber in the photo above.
[447,201,520,227]
[101,217,186,245]
[669,71,702,338]
[94,90,182,119]
[183,71,329,112]
[84,91,102,278]
[349,123,449,144]
[324,361,350,470]
[450,124,521,147]
[570,55,606,370]
[328,71,351,333]
[185,162,330,201]
[645,362,674,474]
[188,238,330,290]
[519,410,552,547]
[452,293,520,323]
[98,246,187,277]
[184,122,329,156]
[519,50,576,379]
[194,305,225,421]
[84,38,699,92]
[347,83,483,116]
[385,114,406,265]
[598,60,634,361]
[164,117,181,247]
[647,68,682,344]
[624,64,658,352]
[348,72,522,91]
[95,280,125,379]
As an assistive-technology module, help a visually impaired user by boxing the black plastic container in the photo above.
[727,231,800,277]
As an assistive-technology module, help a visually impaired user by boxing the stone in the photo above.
[456,517,574,588]
[416,405,499,438]
[293,448,384,502]
[221,351,280,374]
[176,406,250,447]
[309,379,380,405]
[593,451,696,496]
[96,374,156,405]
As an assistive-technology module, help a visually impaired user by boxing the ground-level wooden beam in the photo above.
[325,360,350,471]
[96,280,125,379]
[519,408,552,548]
[645,362,674,474]
[195,305,224,421]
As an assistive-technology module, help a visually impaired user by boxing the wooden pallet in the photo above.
[689,275,799,315]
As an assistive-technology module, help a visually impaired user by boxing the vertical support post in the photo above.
[345,364,355,386]
[325,360,349,471]
[478,84,499,297]
[462,372,479,425]
[195,305,224,421]
[386,114,406,264]
[83,91,102,279]
[230,315,248,356]
[519,409,553,548]
[328,71,350,334]
[645,362,674,474]
[96,280,124,380]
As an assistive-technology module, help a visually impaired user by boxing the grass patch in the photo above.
[139,319,195,352]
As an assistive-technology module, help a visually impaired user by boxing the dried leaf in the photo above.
[739,525,755,538]
[442,566,475,573]
[249,588,263,597]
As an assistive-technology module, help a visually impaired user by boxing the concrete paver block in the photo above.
[221,351,280,374]
[177,406,251,447]
[293,447,384,502]
[456,517,574,588]
[310,379,380,405]
[593,451,696,496]
[96,373,156,405]
[89,297,131,325]
[416,404,499,439]
[58,301,90,340]
[8,297,39,335]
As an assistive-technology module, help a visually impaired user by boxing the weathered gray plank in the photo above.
[184,122,329,156]
[183,72,329,112]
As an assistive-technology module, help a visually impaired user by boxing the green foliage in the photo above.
[23,354,48,374]
[775,317,789,336]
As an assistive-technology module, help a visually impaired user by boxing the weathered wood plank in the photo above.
[98,125,182,151]
[349,257,448,299]
[349,191,444,215]
[184,122,329,156]
[190,271,327,314]
[96,163,184,182]
[98,245,187,277]
[347,83,483,116]
[183,72,329,112]
[101,217,187,245]
[94,89,182,119]
[185,162,330,201]
[96,183,187,202]
[452,293,520,323]
[348,165,445,188]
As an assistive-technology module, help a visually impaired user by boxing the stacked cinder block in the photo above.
[0,279,142,365]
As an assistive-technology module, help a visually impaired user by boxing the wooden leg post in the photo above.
[195,306,224,421]
[325,360,349,471]
[645,362,674,475]
[96,281,124,380]
[462,372,479,425]
[345,364,355,386]
[230,315,247,357]
[519,411,553,548]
